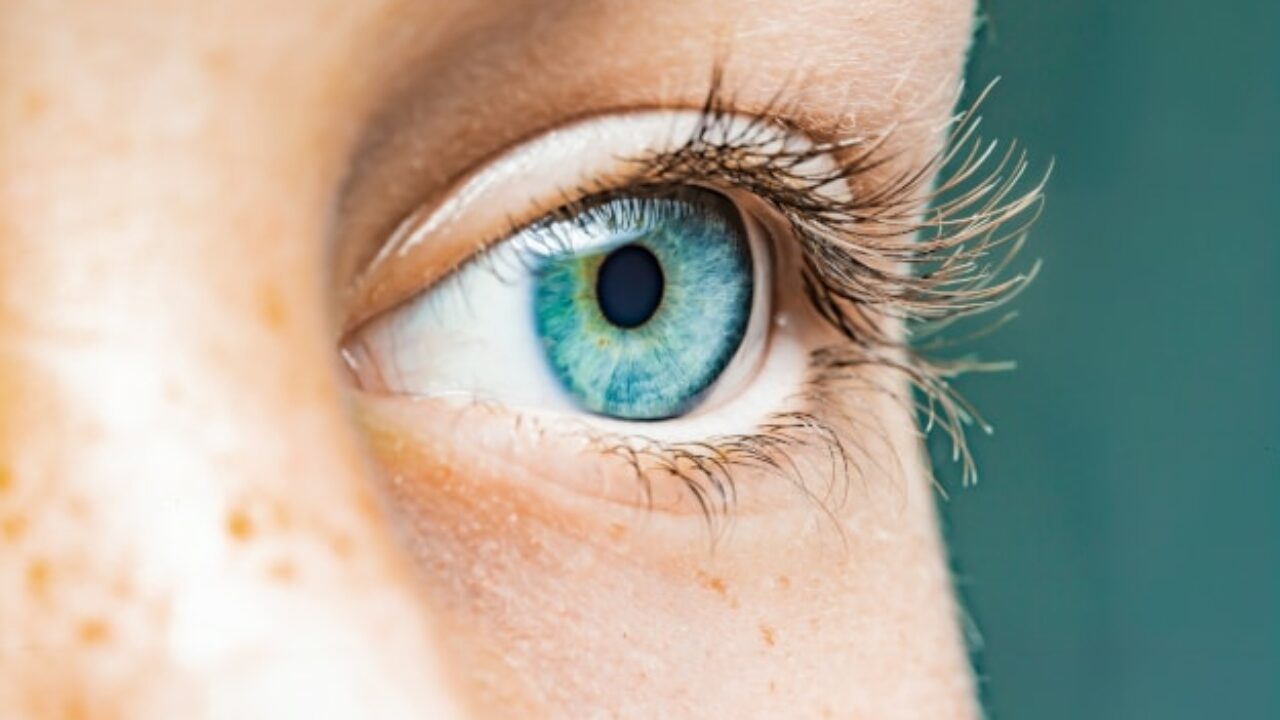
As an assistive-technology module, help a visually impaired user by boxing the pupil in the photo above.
[595,243,665,329]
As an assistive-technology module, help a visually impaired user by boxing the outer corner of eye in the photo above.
[338,110,820,438]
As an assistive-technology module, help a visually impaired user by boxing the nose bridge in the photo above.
[0,10,458,719]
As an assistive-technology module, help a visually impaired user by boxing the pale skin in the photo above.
[0,1,979,718]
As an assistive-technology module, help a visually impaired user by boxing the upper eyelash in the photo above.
[509,72,1049,534]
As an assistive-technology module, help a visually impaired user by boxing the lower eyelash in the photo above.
[575,345,915,543]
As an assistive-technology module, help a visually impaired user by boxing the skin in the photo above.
[0,1,978,718]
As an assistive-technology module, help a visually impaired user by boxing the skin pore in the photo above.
[0,0,979,718]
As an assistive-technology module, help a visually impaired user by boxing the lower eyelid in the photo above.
[355,392,767,529]
[350,332,914,530]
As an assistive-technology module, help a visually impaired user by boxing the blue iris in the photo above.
[531,189,755,420]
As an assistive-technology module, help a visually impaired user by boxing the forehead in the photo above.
[2,0,976,154]
[2,0,976,100]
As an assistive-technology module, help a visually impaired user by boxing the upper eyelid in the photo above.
[327,71,892,316]
[336,106,837,336]
[340,83,1039,351]
[345,79,1048,356]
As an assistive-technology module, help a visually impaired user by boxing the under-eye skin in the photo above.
[341,76,1048,520]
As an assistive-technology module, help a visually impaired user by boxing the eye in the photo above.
[529,188,764,420]
[338,97,1043,508]
[346,184,783,425]
[342,111,814,439]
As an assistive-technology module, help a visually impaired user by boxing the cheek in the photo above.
[354,387,972,718]
[372,452,773,716]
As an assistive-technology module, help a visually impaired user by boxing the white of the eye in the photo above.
[350,111,834,441]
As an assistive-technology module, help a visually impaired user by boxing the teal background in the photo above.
[937,2,1280,718]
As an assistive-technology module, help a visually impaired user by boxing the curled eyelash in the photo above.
[555,75,1048,534]
[587,357,902,543]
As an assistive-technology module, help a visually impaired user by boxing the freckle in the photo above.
[226,509,254,541]
[78,618,111,645]
[26,559,50,596]
[760,624,776,648]
[0,464,11,493]
[202,48,234,76]
[2,515,26,541]
[269,559,296,582]
[330,533,354,557]
[776,575,791,590]
[607,522,626,540]
[256,284,287,331]
[21,89,49,119]
[769,680,778,693]
[63,695,89,720]
[699,573,728,596]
